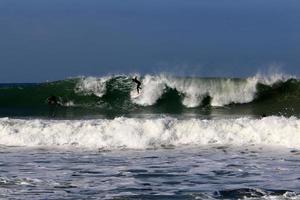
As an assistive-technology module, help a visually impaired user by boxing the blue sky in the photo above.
[0,0,299,82]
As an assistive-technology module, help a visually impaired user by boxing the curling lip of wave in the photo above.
[76,73,295,107]
[0,73,297,111]
[0,116,299,149]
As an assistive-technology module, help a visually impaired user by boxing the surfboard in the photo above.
[131,90,141,98]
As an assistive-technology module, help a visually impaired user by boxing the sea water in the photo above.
[1,145,300,199]
[1,74,300,199]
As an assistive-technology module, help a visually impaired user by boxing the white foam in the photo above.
[75,76,111,97]
[0,116,300,149]
[62,101,75,107]
[72,73,294,108]
[251,72,294,85]
[131,73,292,107]
[131,75,166,106]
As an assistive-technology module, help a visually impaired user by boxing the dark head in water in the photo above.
[47,95,59,105]
[132,76,142,94]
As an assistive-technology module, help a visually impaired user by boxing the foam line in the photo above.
[0,116,299,149]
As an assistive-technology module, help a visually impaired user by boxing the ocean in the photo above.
[1,74,300,199]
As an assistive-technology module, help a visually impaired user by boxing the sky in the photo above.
[0,0,300,82]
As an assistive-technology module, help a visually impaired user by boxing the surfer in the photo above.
[132,76,142,94]
[46,95,59,106]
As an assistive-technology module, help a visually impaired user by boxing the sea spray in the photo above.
[0,116,300,149]
[75,76,111,97]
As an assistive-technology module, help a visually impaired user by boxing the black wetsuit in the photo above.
[132,77,142,93]
[47,95,59,105]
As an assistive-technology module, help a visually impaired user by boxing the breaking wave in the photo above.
[0,116,299,149]
[0,73,298,112]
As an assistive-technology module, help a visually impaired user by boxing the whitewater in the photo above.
[76,73,294,108]
[0,116,300,149]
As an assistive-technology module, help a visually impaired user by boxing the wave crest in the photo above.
[129,73,292,107]
[75,76,110,97]
[0,73,298,115]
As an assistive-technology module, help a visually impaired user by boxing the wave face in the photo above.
[0,74,299,117]
[0,116,299,149]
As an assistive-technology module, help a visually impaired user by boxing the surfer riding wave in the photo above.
[132,76,142,94]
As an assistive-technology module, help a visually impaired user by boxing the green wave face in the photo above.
[0,75,299,118]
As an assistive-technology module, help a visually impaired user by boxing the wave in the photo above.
[214,188,298,199]
[0,73,299,116]
[132,74,259,107]
[0,116,299,149]
[74,73,295,107]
